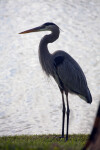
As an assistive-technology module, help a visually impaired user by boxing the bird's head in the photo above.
[19,22,59,34]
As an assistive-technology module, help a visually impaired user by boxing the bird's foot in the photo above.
[59,135,64,139]
[65,136,68,142]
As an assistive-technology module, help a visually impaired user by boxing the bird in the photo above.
[19,22,92,141]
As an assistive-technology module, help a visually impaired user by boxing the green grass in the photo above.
[0,134,88,150]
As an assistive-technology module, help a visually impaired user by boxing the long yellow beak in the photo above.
[19,26,44,34]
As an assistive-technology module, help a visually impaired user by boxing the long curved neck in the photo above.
[39,26,60,76]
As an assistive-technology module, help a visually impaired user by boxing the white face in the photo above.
[44,25,54,31]
[41,23,56,31]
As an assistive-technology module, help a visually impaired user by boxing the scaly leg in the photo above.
[60,89,65,138]
[65,91,70,141]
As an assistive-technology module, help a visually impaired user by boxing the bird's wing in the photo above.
[54,54,87,96]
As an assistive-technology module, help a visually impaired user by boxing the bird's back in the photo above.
[52,50,92,103]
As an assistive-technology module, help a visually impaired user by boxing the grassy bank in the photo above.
[0,134,88,150]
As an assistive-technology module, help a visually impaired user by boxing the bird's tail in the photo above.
[86,88,92,104]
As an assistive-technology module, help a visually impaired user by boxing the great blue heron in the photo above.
[19,22,92,141]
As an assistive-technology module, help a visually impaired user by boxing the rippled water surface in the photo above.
[0,0,100,136]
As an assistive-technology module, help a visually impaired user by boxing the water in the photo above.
[0,0,100,136]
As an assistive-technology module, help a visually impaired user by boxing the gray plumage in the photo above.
[38,23,92,103]
[19,22,92,141]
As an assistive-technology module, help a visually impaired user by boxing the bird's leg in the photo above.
[65,91,70,141]
[60,89,65,138]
